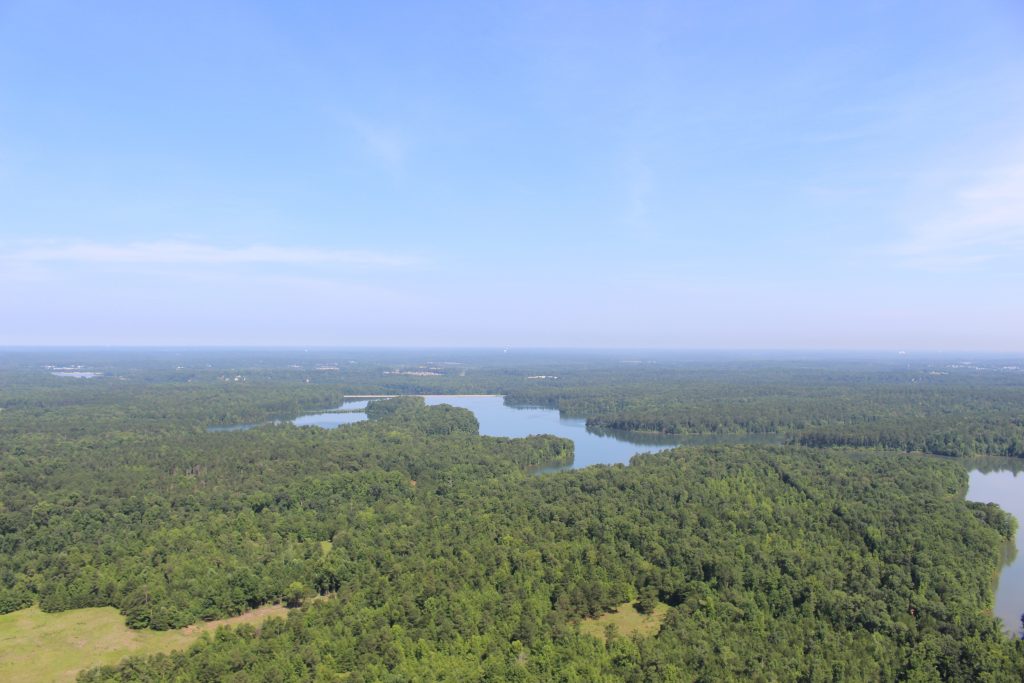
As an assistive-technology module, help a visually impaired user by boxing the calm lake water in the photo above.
[292,400,371,428]
[966,461,1024,636]
[423,395,681,470]
[421,395,779,469]
[274,395,778,468]
[208,400,372,432]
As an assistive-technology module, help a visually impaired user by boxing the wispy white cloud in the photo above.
[3,241,415,268]
[344,116,405,170]
[890,163,1024,269]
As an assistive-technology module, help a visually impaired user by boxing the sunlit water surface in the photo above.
[966,462,1024,636]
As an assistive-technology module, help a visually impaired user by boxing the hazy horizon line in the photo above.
[2,345,1022,356]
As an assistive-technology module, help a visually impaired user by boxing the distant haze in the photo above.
[1,2,1022,350]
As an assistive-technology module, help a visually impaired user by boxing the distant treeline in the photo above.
[4,350,1023,459]
[502,365,1024,459]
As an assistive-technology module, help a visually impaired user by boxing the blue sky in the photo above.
[1,1,1022,350]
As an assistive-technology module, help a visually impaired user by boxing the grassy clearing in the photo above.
[579,601,669,642]
[0,604,289,683]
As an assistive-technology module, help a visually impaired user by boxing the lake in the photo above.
[966,460,1024,636]
[422,395,779,469]
[292,400,371,428]
[423,395,682,470]
[208,400,372,432]
[286,395,779,469]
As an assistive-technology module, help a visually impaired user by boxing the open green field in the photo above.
[0,604,289,683]
[579,601,669,642]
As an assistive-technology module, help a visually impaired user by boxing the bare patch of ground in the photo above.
[578,601,669,642]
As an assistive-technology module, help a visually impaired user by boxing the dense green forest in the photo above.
[1,350,1023,680]
[74,445,1023,682]
[0,398,571,624]
[500,361,1024,459]
[3,349,1021,458]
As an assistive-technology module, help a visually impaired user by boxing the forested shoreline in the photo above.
[1,350,1023,680]
[5,350,1021,459]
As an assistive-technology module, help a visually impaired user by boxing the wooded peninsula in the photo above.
[1,349,1022,681]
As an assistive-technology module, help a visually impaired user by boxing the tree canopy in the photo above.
[0,350,1021,680]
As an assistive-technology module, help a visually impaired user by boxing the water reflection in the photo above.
[207,399,370,431]
[292,400,370,428]
[207,423,264,432]
[213,395,783,469]
[967,462,1024,637]
[421,395,682,469]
